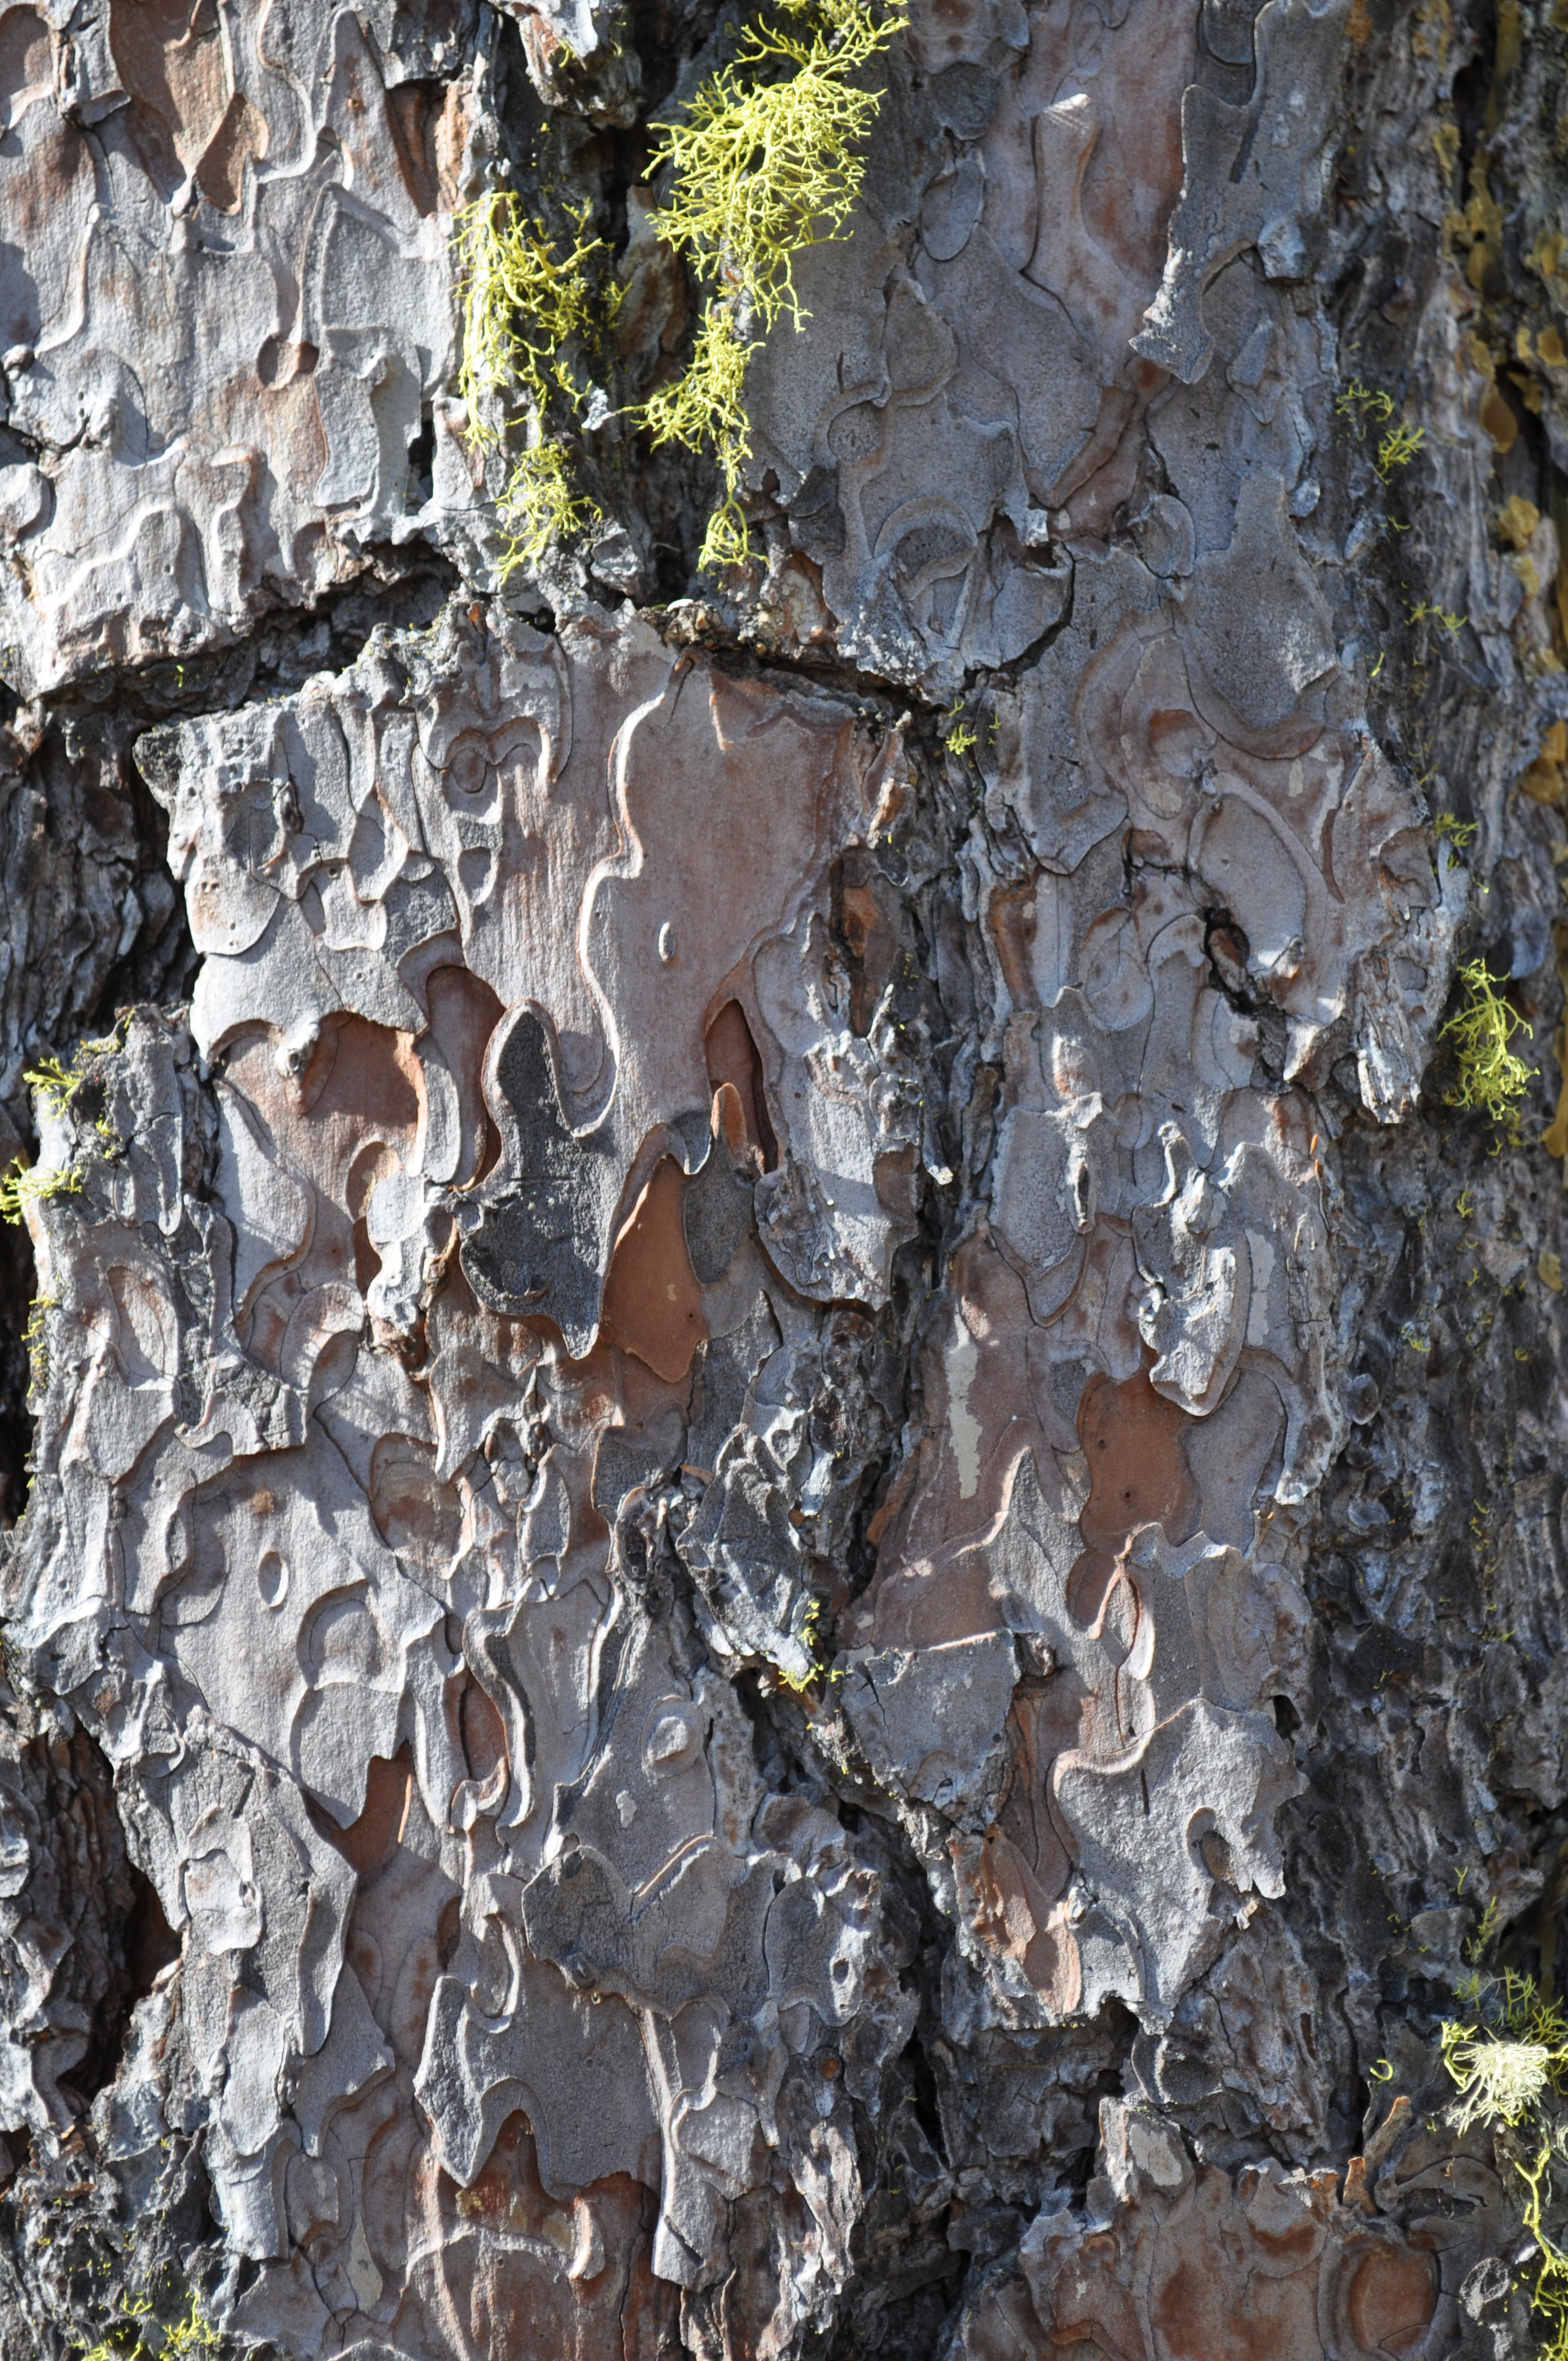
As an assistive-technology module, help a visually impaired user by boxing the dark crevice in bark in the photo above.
[119,1872,180,2017]
[105,545,460,733]
[0,1222,34,1533]
[1451,0,1500,183]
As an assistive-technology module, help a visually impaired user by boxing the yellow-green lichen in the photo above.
[1442,1974,1568,2361]
[21,1291,56,1394]
[454,188,612,572]
[78,2294,222,2361]
[1,1034,126,1220]
[0,1160,81,1225]
[941,697,978,758]
[1334,378,1427,486]
[1335,379,1396,426]
[25,1054,85,1116]
[1377,420,1427,477]
[1440,958,1533,1145]
[21,1027,127,1153]
[1467,1891,1502,1959]
[771,1594,845,1695]
[1410,596,1467,637]
[642,301,761,567]
[451,0,903,573]
[651,0,902,329]
[497,438,603,571]
[456,189,613,421]
[642,0,906,569]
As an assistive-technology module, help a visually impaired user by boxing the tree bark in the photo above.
[0,0,1563,2354]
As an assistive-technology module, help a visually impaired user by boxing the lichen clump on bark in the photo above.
[1444,1977,1568,2359]
[641,0,906,564]
[1441,958,1535,1145]
[454,189,614,565]
[454,0,905,574]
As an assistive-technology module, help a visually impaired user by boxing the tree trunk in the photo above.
[0,0,1563,2354]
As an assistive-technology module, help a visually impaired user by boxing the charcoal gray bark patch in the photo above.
[456,1004,619,1354]
[682,1125,756,1286]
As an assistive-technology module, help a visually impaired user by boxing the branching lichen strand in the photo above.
[453,190,612,571]
[640,303,760,567]
[1440,958,1533,1145]
[1442,1977,1568,2360]
[647,0,903,335]
[641,0,905,568]
[0,1161,81,1225]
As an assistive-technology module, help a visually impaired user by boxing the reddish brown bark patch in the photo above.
[705,999,777,1170]
[332,1748,413,1878]
[1069,1366,1199,1624]
[600,1157,708,1384]
[1347,2246,1439,2358]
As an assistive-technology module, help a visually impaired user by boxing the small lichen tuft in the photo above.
[453,188,614,571]
[497,438,603,570]
[1335,378,1395,425]
[1444,2028,1555,2130]
[1439,958,1533,1145]
[0,1160,82,1225]
[78,2293,224,2361]
[772,1594,844,1695]
[24,1054,84,1116]
[21,1291,57,1395]
[1376,421,1427,477]
[641,302,760,567]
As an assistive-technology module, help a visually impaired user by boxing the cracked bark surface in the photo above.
[0,0,1565,2354]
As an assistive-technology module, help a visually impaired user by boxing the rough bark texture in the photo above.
[0,0,1565,2354]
